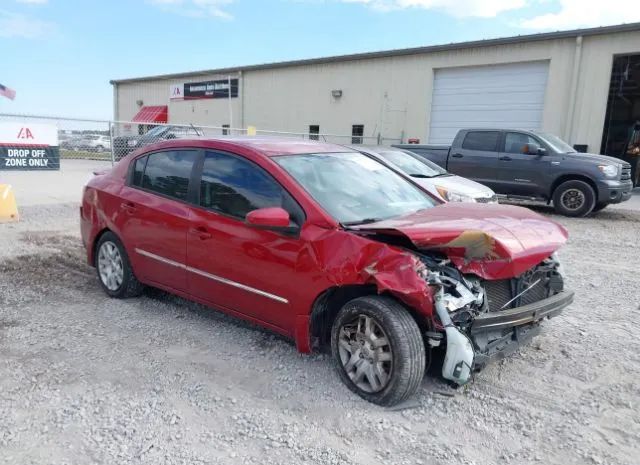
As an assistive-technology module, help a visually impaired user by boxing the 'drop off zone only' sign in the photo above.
[0,122,60,171]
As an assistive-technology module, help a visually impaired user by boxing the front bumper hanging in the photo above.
[470,290,574,369]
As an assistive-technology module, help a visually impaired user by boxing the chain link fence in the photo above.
[1,113,403,165]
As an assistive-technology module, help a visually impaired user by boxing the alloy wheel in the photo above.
[97,241,124,291]
[561,188,585,211]
[337,314,393,393]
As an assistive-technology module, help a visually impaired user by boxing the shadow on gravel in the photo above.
[141,286,295,348]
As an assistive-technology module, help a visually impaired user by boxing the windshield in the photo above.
[376,150,447,177]
[536,132,576,153]
[276,152,436,225]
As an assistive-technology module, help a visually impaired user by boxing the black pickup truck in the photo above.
[395,129,633,217]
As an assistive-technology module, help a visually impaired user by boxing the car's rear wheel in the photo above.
[331,296,425,406]
[552,180,596,217]
[95,232,143,298]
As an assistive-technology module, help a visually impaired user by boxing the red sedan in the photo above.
[81,138,573,405]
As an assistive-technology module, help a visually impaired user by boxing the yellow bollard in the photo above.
[0,184,19,223]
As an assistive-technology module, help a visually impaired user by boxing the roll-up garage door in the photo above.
[428,61,549,144]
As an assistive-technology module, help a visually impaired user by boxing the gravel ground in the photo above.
[1,202,639,465]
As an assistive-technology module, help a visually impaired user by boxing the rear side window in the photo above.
[139,150,198,201]
[199,151,286,219]
[462,131,500,151]
[132,156,147,187]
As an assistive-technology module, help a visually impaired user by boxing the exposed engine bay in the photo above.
[415,251,566,385]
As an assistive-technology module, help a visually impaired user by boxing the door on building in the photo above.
[428,61,550,144]
[601,54,640,185]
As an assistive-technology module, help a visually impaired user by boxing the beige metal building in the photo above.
[111,22,640,158]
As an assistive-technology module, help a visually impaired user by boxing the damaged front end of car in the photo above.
[414,251,573,385]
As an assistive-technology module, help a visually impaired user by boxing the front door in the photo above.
[186,150,306,333]
[497,132,549,197]
[116,149,199,291]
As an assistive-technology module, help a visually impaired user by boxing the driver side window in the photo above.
[505,132,540,154]
[199,151,304,225]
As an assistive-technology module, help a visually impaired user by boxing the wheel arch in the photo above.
[307,285,429,352]
[550,174,598,200]
[90,227,115,266]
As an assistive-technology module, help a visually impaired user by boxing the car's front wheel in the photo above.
[95,232,143,298]
[552,180,596,217]
[331,296,425,406]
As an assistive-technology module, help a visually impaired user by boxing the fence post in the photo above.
[109,121,115,166]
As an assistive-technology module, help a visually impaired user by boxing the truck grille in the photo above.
[484,267,552,312]
[621,164,632,181]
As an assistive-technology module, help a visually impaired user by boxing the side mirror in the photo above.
[522,143,543,155]
[246,207,291,229]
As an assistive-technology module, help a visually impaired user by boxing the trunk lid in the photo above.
[350,203,568,280]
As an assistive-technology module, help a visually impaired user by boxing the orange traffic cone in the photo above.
[0,184,19,223]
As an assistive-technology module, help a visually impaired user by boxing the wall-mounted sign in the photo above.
[169,84,183,100]
[182,78,239,100]
[0,122,60,170]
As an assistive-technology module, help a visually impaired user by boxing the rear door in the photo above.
[116,149,198,291]
[185,150,306,333]
[447,130,502,190]
[497,132,549,196]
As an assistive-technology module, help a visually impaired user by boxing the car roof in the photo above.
[142,137,355,157]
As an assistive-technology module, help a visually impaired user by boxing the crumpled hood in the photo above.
[350,203,568,279]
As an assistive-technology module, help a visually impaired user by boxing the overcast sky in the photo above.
[1,0,638,120]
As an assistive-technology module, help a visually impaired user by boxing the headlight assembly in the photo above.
[435,186,476,203]
[598,164,618,177]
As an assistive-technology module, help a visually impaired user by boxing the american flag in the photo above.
[0,83,16,101]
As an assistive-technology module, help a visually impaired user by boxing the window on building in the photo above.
[461,131,500,152]
[309,125,320,141]
[504,132,540,154]
[222,124,230,136]
[140,150,198,201]
[352,125,364,144]
[199,151,286,219]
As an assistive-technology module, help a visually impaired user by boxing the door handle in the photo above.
[121,201,137,213]
[451,153,463,158]
[499,156,513,161]
[189,226,212,240]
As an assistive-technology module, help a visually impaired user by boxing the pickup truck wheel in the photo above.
[95,232,144,298]
[552,180,596,217]
[592,202,608,212]
[331,296,425,406]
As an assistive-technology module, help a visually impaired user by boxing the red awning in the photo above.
[131,105,168,123]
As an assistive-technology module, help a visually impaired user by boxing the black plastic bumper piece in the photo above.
[470,290,574,334]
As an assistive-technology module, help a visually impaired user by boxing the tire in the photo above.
[95,231,144,298]
[552,180,596,217]
[331,296,425,406]
[592,202,608,213]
